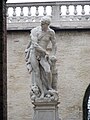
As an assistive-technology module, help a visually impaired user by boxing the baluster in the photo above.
[51,6,53,16]
[6,7,9,17]
[43,6,47,16]
[74,5,77,15]
[28,6,31,16]
[35,6,39,16]
[59,5,62,16]
[13,7,16,17]
[89,5,90,14]
[66,5,70,15]
[20,7,24,16]
[81,5,85,15]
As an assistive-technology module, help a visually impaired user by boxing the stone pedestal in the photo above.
[32,101,60,120]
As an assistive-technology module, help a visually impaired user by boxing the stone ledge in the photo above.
[32,101,60,106]
[7,21,90,31]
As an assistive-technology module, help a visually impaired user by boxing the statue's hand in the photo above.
[45,51,49,55]
[33,42,38,47]
[49,55,57,62]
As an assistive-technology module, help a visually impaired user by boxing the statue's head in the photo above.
[41,16,51,25]
[31,85,40,95]
[41,16,51,31]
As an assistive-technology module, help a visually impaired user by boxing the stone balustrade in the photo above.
[7,0,90,30]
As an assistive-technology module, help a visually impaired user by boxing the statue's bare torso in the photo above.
[30,26,55,51]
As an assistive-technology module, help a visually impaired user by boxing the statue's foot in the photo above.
[39,93,44,99]
[48,87,55,91]
[48,88,57,93]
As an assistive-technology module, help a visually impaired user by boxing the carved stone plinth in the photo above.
[32,101,60,120]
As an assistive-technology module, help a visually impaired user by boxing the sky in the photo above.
[7,0,61,3]
[7,0,81,3]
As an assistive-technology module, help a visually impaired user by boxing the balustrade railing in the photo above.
[6,1,90,30]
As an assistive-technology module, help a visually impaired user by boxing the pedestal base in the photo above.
[32,101,60,120]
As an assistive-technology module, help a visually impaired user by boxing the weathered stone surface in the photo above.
[7,30,90,120]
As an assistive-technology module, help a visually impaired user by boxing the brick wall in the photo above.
[7,30,90,120]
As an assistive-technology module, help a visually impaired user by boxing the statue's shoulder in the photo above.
[31,26,41,36]
[48,27,55,35]
[32,26,41,31]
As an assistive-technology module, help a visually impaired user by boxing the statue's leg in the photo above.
[31,71,36,86]
[40,57,53,90]
[45,72,52,90]
[30,52,44,98]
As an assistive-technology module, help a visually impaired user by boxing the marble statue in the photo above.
[25,16,58,102]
